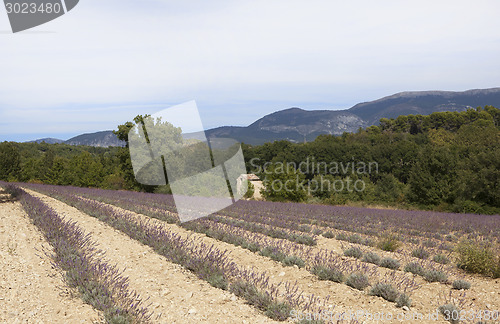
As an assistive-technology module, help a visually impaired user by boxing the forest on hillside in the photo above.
[1,106,498,214]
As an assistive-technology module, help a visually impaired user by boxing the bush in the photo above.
[241,242,261,253]
[260,247,286,262]
[377,234,400,252]
[322,231,335,239]
[369,282,399,302]
[424,270,448,283]
[264,301,292,321]
[230,280,291,320]
[311,265,344,283]
[408,237,420,245]
[291,234,317,246]
[433,254,450,265]
[411,247,430,260]
[456,240,498,277]
[313,228,323,236]
[344,247,363,259]
[380,257,400,270]
[494,257,500,279]
[396,293,411,308]
[335,232,348,241]
[282,255,305,268]
[347,234,362,244]
[438,304,460,324]
[445,234,456,242]
[404,262,426,276]
[298,224,312,232]
[423,240,437,248]
[452,280,471,290]
[346,273,370,291]
[362,252,381,265]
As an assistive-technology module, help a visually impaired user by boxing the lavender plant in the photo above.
[2,183,152,323]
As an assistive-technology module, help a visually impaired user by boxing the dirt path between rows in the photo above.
[24,189,279,324]
[76,195,500,323]
[0,193,100,323]
[59,194,453,323]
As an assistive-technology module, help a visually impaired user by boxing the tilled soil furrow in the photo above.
[85,195,500,324]
[64,194,452,323]
[24,189,278,324]
[0,197,100,323]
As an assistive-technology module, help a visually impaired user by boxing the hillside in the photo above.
[28,87,500,146]
[207,88,500,144]
[64,131,125,147]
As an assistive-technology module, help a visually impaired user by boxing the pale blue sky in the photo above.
[1,0,500,141]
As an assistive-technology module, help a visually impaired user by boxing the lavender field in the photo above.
[2,182,499,323]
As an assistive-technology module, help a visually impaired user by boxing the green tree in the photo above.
[0,142,21,181]
[262,164,307,202]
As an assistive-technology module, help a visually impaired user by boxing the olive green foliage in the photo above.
[244,106,500,214]
[2,107,499,214]
[262,163,307,202]
[456,240,500,278]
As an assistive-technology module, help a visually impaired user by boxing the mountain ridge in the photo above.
[28,87,500,146]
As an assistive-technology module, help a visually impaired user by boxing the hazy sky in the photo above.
[1,0,500,141]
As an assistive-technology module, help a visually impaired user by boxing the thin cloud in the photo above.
[1,0,499,141]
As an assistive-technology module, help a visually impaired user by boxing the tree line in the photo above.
[0,106,498,214]
[245,106,499,214]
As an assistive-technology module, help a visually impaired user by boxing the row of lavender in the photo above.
[19,184,445,275]
[20,183,494,322]
[27,183,499,245]
[19,182,349,322]
[23,183,448,310]
[0,182,153,323]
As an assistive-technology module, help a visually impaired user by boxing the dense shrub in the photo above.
[312,228,323,236]
[297,320,325,324]
[362,252,381,265]
[377,234,401,252]
[335,232,348,240]
[369,283,399,302]
[433,254,450,265]
[438,304,460,324]
[322,231,335,239]
[423,240,437,248]
[260,247,287,262]
[411,247,430,259]
[230,280,291,320]
[456,240,499,277]
[282,255,305,268]
[404,262,426,276]
[423,270,448,283]
[344,247,363,259]
[311,265,344,283]
[290,233,317,246]
[396,293,412,308]
[380,257,400,270]
[451,280,471,290]
[346,273,370,291]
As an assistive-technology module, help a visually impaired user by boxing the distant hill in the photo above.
[64,131,125,147]
[205,87,500,145]
[205,108,367,144]
[29,131,125,147]
[28,87,500,146]
[28,138,65,144]
[348,88,500,124]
